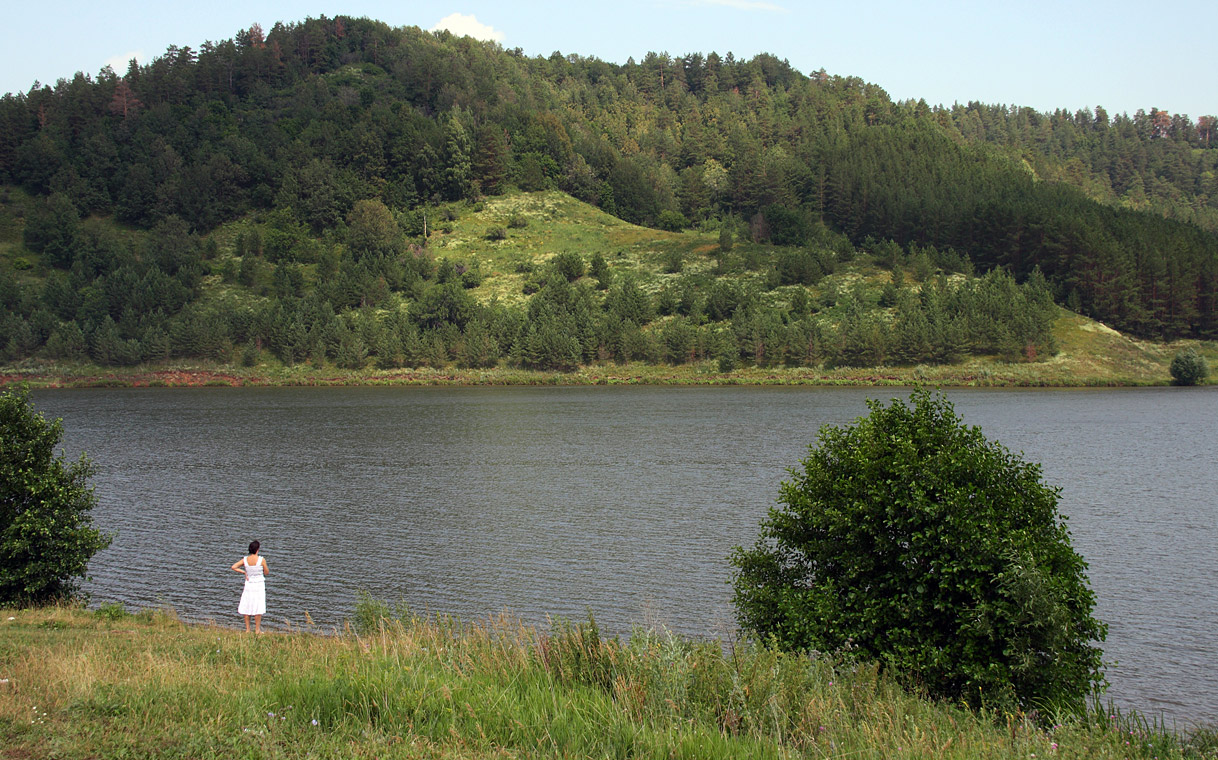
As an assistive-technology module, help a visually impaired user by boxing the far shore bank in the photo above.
[0,358,1208,390]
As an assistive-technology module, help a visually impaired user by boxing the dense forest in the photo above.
[0,15,1214,371]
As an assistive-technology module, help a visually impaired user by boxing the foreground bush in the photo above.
[0,386,111,605]
[732,389,1106,713]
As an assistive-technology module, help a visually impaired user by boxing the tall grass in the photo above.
[1,601,1215,759]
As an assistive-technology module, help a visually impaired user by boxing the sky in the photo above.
[2,0,1214,118]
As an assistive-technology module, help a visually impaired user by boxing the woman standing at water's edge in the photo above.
[231,540,268,633]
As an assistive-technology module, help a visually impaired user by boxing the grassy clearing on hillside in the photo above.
[2,604,1214,759]
[425,192,720,306]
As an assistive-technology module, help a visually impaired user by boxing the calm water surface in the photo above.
[31,386,1218,725]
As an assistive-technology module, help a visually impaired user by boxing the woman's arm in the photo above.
[260,557,269,577]
[231,559,245,573]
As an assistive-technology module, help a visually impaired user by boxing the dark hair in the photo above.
[248,540,260,554]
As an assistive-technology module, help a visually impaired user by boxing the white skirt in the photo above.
[239,580,266,615]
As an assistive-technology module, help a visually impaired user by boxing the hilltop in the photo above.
[0,16,1215,383]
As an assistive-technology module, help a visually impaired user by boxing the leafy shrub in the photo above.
[459,265,483,289]
[351,589,413,635]
[731,389,1106,713]
[657,209,688,232]
[95,601,131,620]
[397,209,425,237]
[878,280,900,307]
[551,251,585,282]
[485,226,507,241]
[240,342,260,367]
[1,386,113,605]
[1170,348,1209,386]
[763,204,813,246]
[775,248,823,286]
[506,212,528,229]
[589,252,612,290]
[705,280,746,322]
[718,225,734,254]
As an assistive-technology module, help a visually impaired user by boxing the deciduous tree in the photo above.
[1,386,112,605]
[732,390,1106,713]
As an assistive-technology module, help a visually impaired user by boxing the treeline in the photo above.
[819,124,1218,338]
[0,15,1215,339]
[942,101,1218,232]
[0,193,1057,371]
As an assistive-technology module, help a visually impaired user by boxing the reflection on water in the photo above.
[32,385,1218,726]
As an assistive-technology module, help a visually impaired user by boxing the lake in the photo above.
[30,385,1218,726]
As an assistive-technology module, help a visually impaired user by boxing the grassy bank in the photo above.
[1,604,1214,759]
[3,303,1214,389]
[1,320,1213,390]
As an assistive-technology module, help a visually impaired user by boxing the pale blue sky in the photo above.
[3,0,1214,117]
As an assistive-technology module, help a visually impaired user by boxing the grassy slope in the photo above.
[1,188,1214,388]
[1,606,1211,760]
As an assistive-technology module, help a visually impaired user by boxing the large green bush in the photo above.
[0,385,112,605]
[1169,348,1209,386]
[731,389,1106,713]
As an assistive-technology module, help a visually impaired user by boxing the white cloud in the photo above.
[686,0,787,10]
[430,13,505,42]
[104,51,142,73]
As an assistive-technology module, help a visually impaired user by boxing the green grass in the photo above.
[422,191,724,307]
[1,604,1215,759]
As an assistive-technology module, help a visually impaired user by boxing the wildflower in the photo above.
[6,617,13,621]
[268,712,275,718]
[311,719,319,726]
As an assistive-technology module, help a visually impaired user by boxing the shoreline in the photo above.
[3,604,1215,760]
[0,361,1200,390]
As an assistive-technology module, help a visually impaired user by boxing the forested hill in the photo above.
[1,15,1216,340]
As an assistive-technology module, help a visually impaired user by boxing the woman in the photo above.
[231,540,269,633]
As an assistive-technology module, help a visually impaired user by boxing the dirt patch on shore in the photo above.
[134,370,254,387]
[0,370,264,389]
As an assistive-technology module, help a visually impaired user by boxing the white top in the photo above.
[244,556,265,583]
